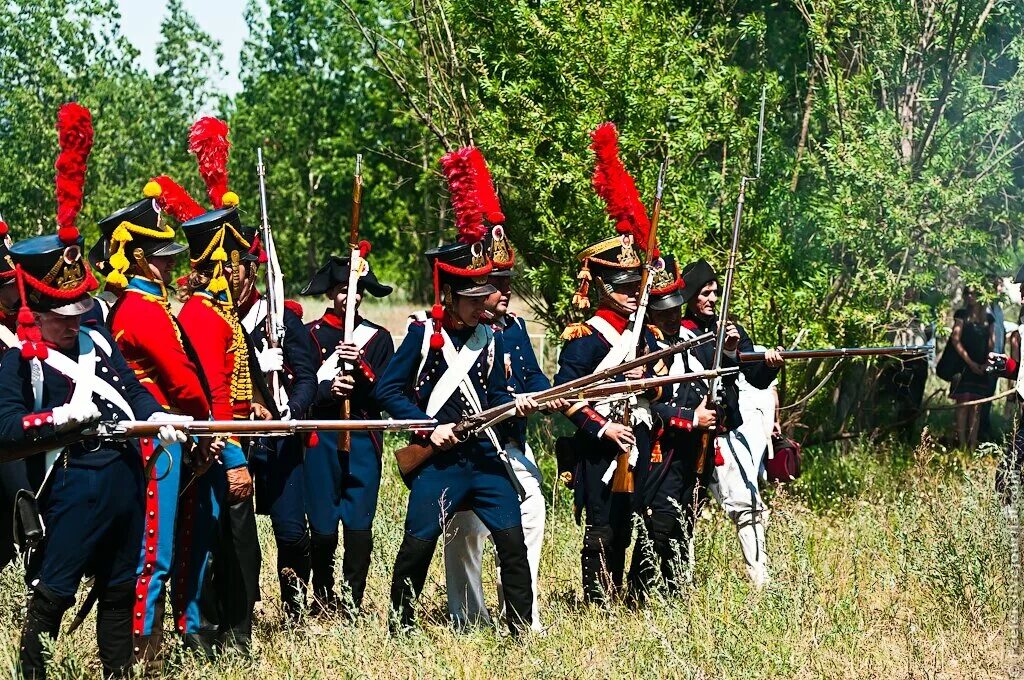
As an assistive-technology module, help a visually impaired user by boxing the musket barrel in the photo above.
[113,419,436,436]
[738,345,930,362]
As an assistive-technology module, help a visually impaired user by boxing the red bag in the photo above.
[766,436,802,483]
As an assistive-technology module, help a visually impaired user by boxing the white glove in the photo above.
[52,401,102,429]
[148,413,192,446]
[256,340,284,373]
[278,405,292,421]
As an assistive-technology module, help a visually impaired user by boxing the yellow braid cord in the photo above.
[205,296,252,403]
[107,220,176,288]
[189,222,251,297]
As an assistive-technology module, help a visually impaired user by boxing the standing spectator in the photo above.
[980,276,1008,441]
[949,287,996,450]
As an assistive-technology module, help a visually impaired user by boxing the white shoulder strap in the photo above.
[588,316,633,372]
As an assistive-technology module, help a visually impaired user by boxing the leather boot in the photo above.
[491,526,532,637]
[96,582,135,678]
[182,631,217,660]
[19,585,72,679]
[342,528,373,612]
[388,532,437,633]
[277,532,311,622]
[133,594,165,671]
[309,531,342,616]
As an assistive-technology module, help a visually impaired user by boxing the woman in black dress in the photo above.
[949,287,995,449]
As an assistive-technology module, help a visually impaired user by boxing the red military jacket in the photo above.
[177,288,252,469]
[108,277,210,419]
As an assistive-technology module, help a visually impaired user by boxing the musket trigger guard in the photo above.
[145,445,173,483]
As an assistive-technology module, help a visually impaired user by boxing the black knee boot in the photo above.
[626,519,660,606]
[580,525,614,605]
[491,526,533,636]
[96,582,135,678]
[310,531,341,616]
[277,532,311,622]
[388,532,437,633]
[342,528,373,612]
[19,585,72,679]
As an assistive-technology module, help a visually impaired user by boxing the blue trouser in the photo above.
[134,439,183,636]
[404,441,522,541]
[252,435,308,543]
[304,431,382,534]
[173,460,224,634]
[29,452,144,599]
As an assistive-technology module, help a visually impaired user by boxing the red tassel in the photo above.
[150,175,205,222]
[466,148,505,224]
[305,432,319,448]
[440,148,487,244]
[714,441,725,467]
[430,264,444,349]
[429,332,444,351]
[54,103,94,245]
[188,117,231,208]
[590,123,657,258]
[358,240,372,258]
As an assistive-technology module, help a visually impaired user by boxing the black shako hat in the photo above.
[680,258,718,304]
[89,198,188,276]
[9,234,96,315]
[302,254,393,298]
[182,207,258,266]
[425,241,496,298]
[649,254,685,311]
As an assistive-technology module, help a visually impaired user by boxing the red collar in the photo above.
[320,309,364,330]
[595,307,630,335]
[681,318,701,332]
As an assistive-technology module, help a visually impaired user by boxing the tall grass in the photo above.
[0,433,1015,678]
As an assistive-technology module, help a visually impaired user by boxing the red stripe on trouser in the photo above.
[133,437,160,636]
[173,481,198,634]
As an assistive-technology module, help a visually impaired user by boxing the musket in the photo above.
[339,153,364,454]
[1,418,436,464]
[394,330,714,475]
[739,345,930,362]
[609,154,670,494]
[564,367,740,403]
[256,148,287,413]
[700,85,767,474]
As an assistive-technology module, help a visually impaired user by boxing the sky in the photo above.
[116,0,249,97]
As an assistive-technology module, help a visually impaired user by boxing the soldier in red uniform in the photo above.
[90,177,223,663]
[175,117,264,656]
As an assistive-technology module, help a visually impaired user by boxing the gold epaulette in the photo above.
[560,322,592,341]
[647,324,664,341]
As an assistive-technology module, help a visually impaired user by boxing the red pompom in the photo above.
[305,432,319,448]
[430,304,444,321]
[188,117,231,209]
[150,175,204,222]
[429,332,444,351]
[284,299,304,320]
[56,226,79,244]
[440,148,487,244]
[54,103,94,245]
[358,240,372,258]
[590,123,656,257]
[0,221,8,237]
[17,307,34,327]
[466,148,505,224]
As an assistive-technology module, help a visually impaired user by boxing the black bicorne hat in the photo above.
[649,254,685,311]
[301,254,393,298]
[9,234,96,315]
[679,258,718,304]
[90,198,188,278]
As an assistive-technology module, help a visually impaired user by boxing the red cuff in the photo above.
[23,412,54,431]
[669,416,693,431]
[358,356,376,383]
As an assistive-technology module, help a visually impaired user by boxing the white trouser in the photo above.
[444,442,545,631]
[710,414,770,587]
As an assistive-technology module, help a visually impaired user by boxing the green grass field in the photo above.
[0,430,1017,678]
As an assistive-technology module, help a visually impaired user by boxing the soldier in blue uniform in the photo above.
[0,231,190,678]
[236,227,319,621]
[300,248,394,616]
[376,235,539,636]
[627,255,721,599]
[445,219,560,631]
[554,234,659,604]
